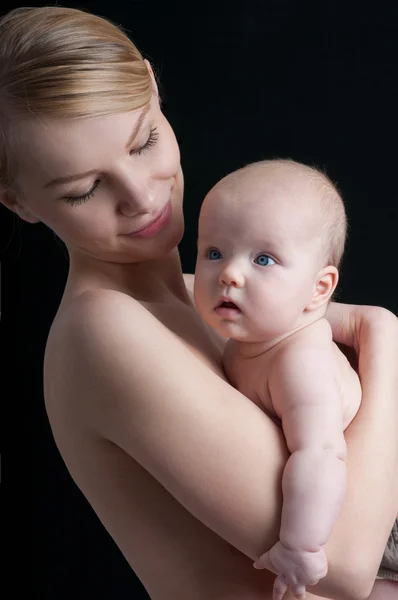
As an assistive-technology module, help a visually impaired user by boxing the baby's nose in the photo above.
[218,264,244,288]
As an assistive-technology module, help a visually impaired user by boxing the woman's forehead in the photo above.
[14,105,152,185]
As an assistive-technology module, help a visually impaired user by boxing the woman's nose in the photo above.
[218,263,244,288]
[118,191,156,217]
[116,173,157,217]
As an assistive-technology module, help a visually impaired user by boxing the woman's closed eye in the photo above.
[63,180,102,205]
[63,127,159,205]
[131,126,159,156]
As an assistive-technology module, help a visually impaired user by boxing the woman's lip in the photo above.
[123,201,172,237]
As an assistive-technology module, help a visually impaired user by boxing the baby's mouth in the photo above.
[215,299,242,316]
[218,301,239,309]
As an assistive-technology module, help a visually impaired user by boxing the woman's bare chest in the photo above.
[144,299,227,379]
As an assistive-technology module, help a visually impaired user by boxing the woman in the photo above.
[1,7,397,599]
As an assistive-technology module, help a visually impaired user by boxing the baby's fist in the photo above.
[253,541,328,600]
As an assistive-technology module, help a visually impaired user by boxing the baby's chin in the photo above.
[200,309,276,343]
[216,320,293,345]
[212,321,263,343]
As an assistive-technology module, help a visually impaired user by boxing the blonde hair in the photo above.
[0,6,152,190]
[220,159,347,269]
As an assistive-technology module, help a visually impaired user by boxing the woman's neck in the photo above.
[65,247,190,305]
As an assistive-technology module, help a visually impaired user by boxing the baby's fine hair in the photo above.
[0,6,152,190]
[221,159,347,269]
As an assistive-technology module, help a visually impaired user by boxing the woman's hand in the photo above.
[326,302,397,357]
[314,302,398,600]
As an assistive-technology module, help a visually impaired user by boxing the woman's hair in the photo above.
[0,6,152,190]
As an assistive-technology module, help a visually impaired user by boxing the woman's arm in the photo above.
[62,293,398,600]
[63,291,288,556]
[311,303,398,598]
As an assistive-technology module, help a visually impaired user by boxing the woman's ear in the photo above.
[0,189,40,223]
[305,266,339,311]
[144,59,159,96]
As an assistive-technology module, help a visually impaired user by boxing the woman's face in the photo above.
[8,93,184,264]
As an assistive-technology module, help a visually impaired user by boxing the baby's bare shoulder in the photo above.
[267,322,338,395]
[276,319,333,362]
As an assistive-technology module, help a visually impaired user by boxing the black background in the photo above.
[2,1,398,598]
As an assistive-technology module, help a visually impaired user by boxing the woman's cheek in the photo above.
[157,120,181,176]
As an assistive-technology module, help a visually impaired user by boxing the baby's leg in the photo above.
[366,579,398,600]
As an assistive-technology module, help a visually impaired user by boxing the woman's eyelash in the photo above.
[63,127,159,205]
[133,127,159,156]
[64,180,101,205]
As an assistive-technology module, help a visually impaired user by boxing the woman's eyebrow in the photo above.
[43,104,151,189]
[124,103,150,150]
[44,168,98,188]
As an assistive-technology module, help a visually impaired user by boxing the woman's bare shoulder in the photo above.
[45,289,176,395]
[44,287,196,443]
[45,289,163,396]
[45,287,225,413]
[47,289,170,364]
[53,288,152,329]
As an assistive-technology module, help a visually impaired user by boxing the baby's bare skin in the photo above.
[194,160,362,598]
[224,319,361,598]
[223,319,360,429]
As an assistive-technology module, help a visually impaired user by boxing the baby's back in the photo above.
[223,318,361,430]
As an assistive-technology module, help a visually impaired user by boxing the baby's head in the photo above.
[194,159,347,342]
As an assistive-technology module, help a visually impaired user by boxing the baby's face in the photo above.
[194,177,324,342]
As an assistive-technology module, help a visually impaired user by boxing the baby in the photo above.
[193,159,362,600]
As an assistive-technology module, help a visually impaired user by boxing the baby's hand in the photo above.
[253,541,328,600]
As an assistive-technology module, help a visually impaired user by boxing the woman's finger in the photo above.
[325,302,358,350]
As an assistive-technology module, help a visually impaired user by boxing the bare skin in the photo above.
[45,273,284,600]
[193,165,365,598]
[2,85,397,599]
[42,269,398,600]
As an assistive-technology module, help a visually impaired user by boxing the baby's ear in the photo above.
[0,188,40,223]
[305,266,339,311]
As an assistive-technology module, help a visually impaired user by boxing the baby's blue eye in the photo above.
[255,254,275,266]
[207,248,222,260]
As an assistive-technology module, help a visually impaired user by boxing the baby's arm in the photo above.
[274,346,347,552]
[256,344,347,599]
